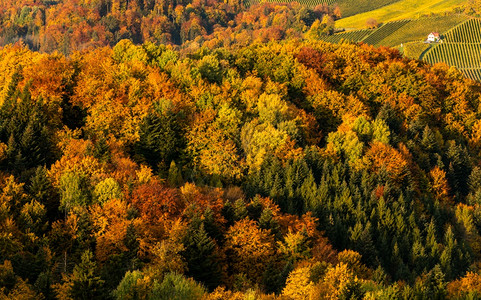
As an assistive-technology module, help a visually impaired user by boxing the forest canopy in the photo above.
[0,0,338,54]
[2,0,481,299]
[1,35,481,298]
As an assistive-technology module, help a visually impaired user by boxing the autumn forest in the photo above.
[1,0,481,299]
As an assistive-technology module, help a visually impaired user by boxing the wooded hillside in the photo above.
[0,0,338,54]
[2,37,481,298]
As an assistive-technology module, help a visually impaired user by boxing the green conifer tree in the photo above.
[68,250,105,299]
[182,222,221,291]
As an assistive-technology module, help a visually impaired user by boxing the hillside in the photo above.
[373,15,465,46]
[335,0,465,29]
[319,28,374,43]
[444,17,481,42]
[420,18,481,81]
[336,0,401,18]
[361,19,410,45]
[0,0,334,54]
[329,12,481,81]
[3,0,481,299]
[2,37,481,299]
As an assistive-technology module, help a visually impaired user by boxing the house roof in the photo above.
[429,32,440,37]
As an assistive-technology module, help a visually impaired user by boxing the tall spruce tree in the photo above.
[182,221,221,291]
[0,84,55,178]
[134,101,185,175]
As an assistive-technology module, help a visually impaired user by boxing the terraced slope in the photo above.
[443,18,481,43]
[362,20,410,45]
[335,0,464,29]
[319,29,373,43]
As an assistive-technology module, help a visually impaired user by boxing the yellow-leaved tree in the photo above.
[224,219,275,286]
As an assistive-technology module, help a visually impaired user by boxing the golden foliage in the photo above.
[224,219,275,284]
[429,166,451,204]
[204,286,246,300]
[448,272,481,298]
[282,266,314,299]
[311,262,356,300]
[48,155,104,187]
[361,142,409,183]
[90,199,134,261]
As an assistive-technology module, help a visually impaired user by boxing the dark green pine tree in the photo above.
[134,102,184,175]
[440,225,471,280]
[300,171,317,214]
[233,198,248,221]
[376,103,402,135]
[349,222,378,266]
[467,167,481,205]
[415,265,447,300]
[391,241,411,281]
[247,196,263,221]
[425,219,440,269]
[167,160,183,187]
[469,167,481,193]
[182,221,222,291]
[259,207,281,240]
[68,250,106,300]
[445,141,471,198]
[421,125,439,153]
[202,207,223,242]
[91,137,110,162]
[270,174,284,209]
[0,85,55,178]
[28,166,59,220]
[285,162,296,201]
[314,178,330,225]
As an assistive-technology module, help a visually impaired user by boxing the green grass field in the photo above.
[374,15,465,47]
[403,41,431,59]
[335,0,465,29]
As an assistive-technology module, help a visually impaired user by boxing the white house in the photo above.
[426,32,441,43]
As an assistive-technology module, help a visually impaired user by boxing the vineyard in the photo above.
[460,68,481,81]
[336,0,401,18]
[320,29,373,43]
[362,20,410,45]
[375,15,465,47]
[315,20,411,46]
[320,0,479,82]
[335,0,465,29]
[443,18,481,43]
[423,42,481,80]
[420,18,481,81]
